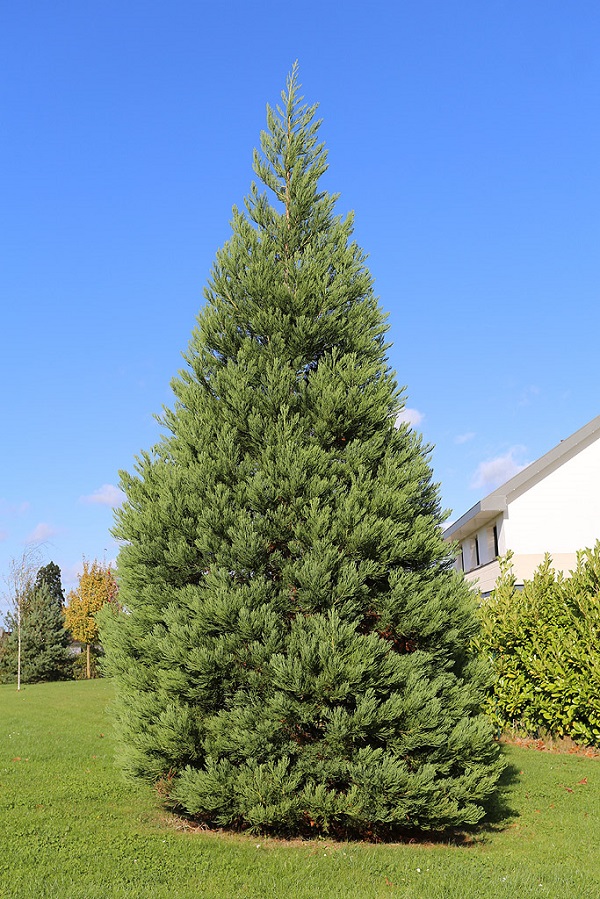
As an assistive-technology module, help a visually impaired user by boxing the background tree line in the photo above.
[0,555,118,685]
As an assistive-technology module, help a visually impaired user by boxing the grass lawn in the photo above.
[1,681,599,898]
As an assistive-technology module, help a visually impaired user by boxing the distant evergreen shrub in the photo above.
[100,66,503,837]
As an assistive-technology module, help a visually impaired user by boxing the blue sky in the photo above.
[1,1,599,613]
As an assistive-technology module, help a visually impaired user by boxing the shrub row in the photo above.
[475,542,600,746]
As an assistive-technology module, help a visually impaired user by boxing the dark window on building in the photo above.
[474,535,480,567]
[493,524,499,558]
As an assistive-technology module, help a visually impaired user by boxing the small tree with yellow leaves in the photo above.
[65,560,118,678]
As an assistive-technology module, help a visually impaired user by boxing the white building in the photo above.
[444,415,600,594]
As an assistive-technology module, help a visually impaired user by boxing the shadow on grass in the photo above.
[476,755,521,836]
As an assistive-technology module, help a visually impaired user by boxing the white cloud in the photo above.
[26,522,59,544]
[0,499,30,519]
[470,447,530,492]
[455,431,475,445]
[81,484,125,508]
[59,562,84,594]
[395,408,424,429]
[518,385,540,407]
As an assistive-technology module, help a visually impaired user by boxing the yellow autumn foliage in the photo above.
[65,560,118,646]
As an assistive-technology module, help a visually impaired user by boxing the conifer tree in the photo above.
[101,65,503,836]
[35,562,66,610]
[1,564,70,684]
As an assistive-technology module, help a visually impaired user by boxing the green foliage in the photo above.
[0,574,71,684]
[101,65,502,836]
[71,645,103,679]
[35,561,66,609]
[476,542,600,746]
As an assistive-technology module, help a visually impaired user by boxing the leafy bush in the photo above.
[475,542,600,746]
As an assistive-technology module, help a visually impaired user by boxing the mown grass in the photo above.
[1,680,599,898]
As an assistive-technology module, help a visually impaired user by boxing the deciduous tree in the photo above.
[2,547,39,690]
[65,560,118,678]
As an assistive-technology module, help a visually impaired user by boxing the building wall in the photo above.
[461,516,504,569]
[504,436,600,554]
[462,551,580,595]
[462,558,501,595]
[457,432,600,594]
[458,514,505,590]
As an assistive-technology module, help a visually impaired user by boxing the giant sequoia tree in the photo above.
[101,67,502,836]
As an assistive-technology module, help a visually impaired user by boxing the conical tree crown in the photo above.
[0,579,70,684]
[102,66,502,837]
[35,562,65,610]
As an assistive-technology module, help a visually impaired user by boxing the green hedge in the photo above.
[475,542,600,747]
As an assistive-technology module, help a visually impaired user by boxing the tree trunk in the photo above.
[86,643,91,679]
[17,615,21,692]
